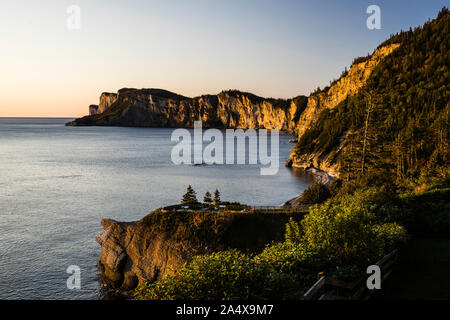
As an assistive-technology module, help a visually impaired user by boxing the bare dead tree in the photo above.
[361,89,376,175]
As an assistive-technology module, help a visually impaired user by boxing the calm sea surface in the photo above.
[0,118,313,299]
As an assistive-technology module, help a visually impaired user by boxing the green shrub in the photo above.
[133,249,266,300]
[298,183,331,204]
[300,202,382,266]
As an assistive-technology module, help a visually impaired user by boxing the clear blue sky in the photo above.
[0,0,446,116]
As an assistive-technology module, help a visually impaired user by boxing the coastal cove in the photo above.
[0,117,313,300]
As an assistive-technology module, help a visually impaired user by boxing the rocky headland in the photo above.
[95,209,304,291]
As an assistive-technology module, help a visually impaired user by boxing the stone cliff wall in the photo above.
[67,89,306,134]
[98,92,118,113]
[95,218,197,290]
[69,44,398,143]
[296,44,400,140]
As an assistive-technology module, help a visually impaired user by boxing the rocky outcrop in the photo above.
[96,211,296,291]
[98,92,118,113]
[66,89,307,134]
[95,218,198,290]
[89,105,99,115]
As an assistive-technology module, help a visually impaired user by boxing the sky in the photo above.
[0,0,446,117]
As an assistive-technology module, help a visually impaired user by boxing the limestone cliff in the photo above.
[296,44,400,141]
[66,89,307,134]
[98,92,118,113]
[289,43,400,176]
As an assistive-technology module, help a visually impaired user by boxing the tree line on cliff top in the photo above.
[293,7,449,189]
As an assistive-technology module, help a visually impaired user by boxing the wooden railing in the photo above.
[302,249,398,300]
[251,205,311,213]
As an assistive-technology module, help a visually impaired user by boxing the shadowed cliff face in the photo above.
[66,89,308,134]
[95,218,197,290]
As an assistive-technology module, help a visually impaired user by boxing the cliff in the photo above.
[290,8,449,181]
[290,43,400,175]
[99,92,118,113]
[66,89,308,134]
[96,208,301,290]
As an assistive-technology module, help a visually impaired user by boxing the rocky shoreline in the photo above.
[285,159,337,186]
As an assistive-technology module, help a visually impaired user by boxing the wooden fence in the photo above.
[251,205,311,213]
[302,249,398,300]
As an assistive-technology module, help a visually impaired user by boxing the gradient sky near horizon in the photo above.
[0,0,446,117]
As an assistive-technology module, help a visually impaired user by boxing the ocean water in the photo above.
[0,118,313,300]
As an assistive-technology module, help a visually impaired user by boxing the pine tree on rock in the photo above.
[213,189,221,206]
[181,185,198,204]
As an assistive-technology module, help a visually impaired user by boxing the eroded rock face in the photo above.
[95,212,294,291]
[296,44,400,140]
[66,89,307,134]
[95,218,199,290]
[98,93,118,113]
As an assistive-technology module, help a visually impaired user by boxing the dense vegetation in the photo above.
[293,8,449,187]
[133,177,449,300]
[133,184,418,300]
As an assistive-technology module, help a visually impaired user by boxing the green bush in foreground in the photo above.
[133,250,265,300]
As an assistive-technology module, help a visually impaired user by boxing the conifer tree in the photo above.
[213,189,221,206]
[181,185,198,204]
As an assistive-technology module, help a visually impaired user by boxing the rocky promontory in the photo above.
[67,89,308,134]
[95,208,302,291]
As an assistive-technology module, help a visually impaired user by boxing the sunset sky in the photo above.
[0,0,445,117]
